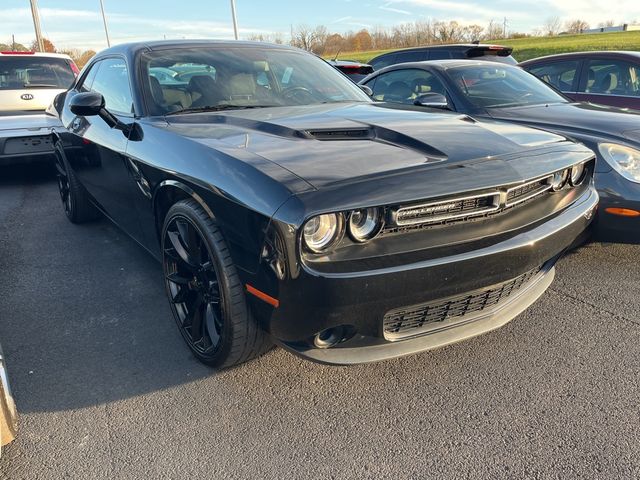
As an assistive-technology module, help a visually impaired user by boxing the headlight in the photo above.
[569,163,587,186]
[550,169,569,191]
[598,143,640,183]
[302,213,342,253]
[348,208,383,242]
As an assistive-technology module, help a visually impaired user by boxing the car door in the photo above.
[62,57,145,241]
[574,57,640,110]
[525,59,582,100]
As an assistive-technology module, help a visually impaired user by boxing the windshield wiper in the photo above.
[165,104,280,116]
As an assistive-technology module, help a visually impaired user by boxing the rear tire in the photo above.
[161,199,271,369]
[54,142,100,224]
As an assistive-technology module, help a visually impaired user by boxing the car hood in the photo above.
[488,102,640,144]
[164,102,572,189]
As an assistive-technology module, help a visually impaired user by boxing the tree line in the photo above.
[1,38,96,68]
[249,17,625,55]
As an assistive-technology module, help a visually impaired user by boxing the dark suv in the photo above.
[368,44,516,71]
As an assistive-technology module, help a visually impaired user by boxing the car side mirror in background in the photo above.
[414,93,450,110]
[69,91,105,117]
[359,85,373,96]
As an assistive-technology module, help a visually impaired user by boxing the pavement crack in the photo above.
[549,286,640,328]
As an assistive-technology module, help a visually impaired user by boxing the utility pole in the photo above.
[99,0,111,47]
[503,17,507,39]
[12,34,16,51]
[29,0,45,52]
[230,0,239,40]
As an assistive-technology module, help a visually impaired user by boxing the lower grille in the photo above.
[383,266,543,340]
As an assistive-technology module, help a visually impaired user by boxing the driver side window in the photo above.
[90,58,134,116]
[367,69,446,104]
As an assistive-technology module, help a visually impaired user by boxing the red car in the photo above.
[520,51,640,110]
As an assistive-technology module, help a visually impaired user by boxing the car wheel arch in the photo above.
[153,180,217,241]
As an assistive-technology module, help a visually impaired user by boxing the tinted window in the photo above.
[0,56,75,90]
[528,60,580,92]
[394,51,428,64]
[583,59,640,96]
[90,58,134,115]
[370,54,397,71]
[366,68,446,104]
[79,62,100,92]
[429,50,452,60]
[447,64,567,108]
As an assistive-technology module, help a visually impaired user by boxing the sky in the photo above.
[2,0,640,52]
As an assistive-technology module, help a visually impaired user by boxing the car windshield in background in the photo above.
[142,47,371,115]
[447,65,568,109]
[0,56,75,90]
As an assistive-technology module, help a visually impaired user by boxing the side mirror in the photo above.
[69,91,105,117]
[359,85,373,97]
[414,93,450,110]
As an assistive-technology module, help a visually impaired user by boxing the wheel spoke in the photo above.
[205,302,221,347]
[171,284,190,304]
[166,272,191,285]
[188,295,205,341]
[167,230,197,270]
[177,219,202,264]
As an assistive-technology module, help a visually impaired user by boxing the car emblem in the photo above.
[21,93,34,100]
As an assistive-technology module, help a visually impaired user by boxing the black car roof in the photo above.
[371,44,511,58]
[520,50,640,65]
[94,39,297,58]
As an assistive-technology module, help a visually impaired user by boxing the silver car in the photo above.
[0,51,78,165]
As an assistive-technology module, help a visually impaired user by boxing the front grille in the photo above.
[506,176,552,207]
[393,192,500,226]
[383,266,543,340]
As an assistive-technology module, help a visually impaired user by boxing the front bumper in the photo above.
[254,185,598,365]
[593,169,640,243]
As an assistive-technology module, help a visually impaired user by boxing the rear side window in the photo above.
[527,60,580,92]
[394,51,428,64]
[90,58,134,116]
[582,59,640,97]
[0,56,75,90]
[370,54,397,71]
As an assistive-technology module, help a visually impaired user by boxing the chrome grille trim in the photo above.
[505,175,553,207]
[392,192,501,226]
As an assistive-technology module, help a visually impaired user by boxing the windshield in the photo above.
[446,64,568,109]
[141,46,371,115]
[0,56,75,90]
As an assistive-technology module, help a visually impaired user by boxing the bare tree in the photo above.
[542,16,563,36]
[484,19,503,40]
[598,19,616,28]
[565,19,589,34]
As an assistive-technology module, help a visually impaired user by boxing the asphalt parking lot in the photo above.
[0,165,639,479]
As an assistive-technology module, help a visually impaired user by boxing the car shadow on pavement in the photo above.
[0,167,222,414]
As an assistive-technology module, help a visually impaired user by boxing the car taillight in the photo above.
[70,61,80,76]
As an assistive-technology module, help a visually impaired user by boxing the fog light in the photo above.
[313,325,355,349]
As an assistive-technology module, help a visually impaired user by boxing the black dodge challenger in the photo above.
[50,41,598,368]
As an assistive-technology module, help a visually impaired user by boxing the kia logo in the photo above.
[21,94,34,100]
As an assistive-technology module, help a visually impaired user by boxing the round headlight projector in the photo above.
[550,168,570,191]
[303,213,342,253]
[348,208,383,242]
[570,163,586,186]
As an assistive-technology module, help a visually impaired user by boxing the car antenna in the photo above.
[333,48,342,62]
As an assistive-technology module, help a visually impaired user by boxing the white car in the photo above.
[0,51,79,165]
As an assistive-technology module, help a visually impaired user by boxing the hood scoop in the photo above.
[305,128,373,140]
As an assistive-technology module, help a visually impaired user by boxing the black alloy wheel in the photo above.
[161,199,270,368]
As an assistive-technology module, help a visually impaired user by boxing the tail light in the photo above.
[69,61,80,77]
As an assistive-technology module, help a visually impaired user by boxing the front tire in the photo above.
[161,199,270,368]
[54,142,100,224]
